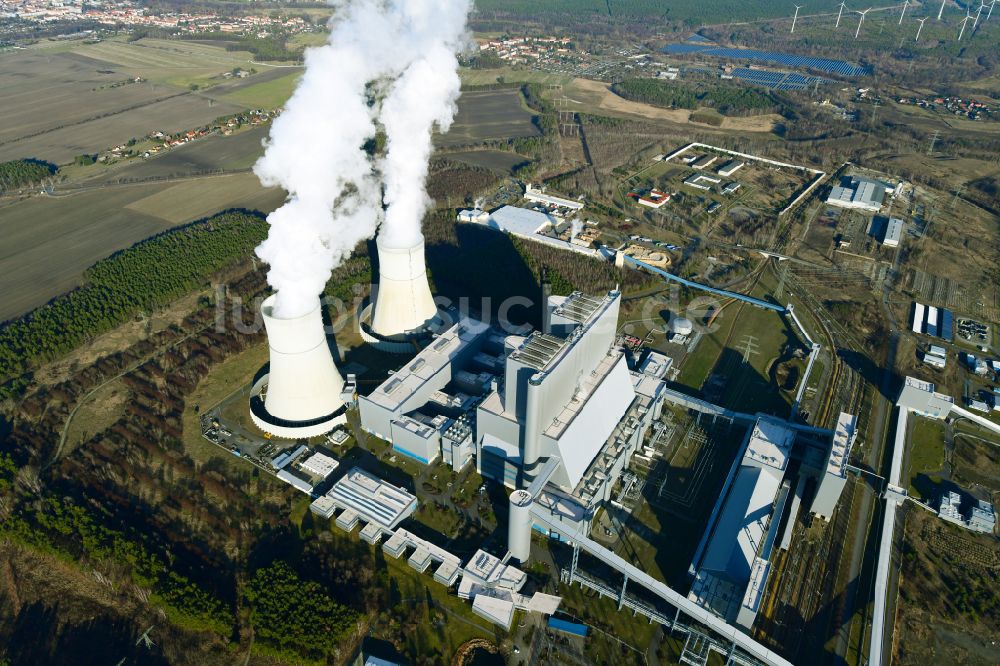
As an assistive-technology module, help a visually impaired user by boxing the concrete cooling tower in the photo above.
[249,294,347,438]
[370,234,438,338]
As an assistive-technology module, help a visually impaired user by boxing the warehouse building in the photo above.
[690,154,719,170]
[882,217,903,247]
[717,160,744,177]
[826,176,890,212]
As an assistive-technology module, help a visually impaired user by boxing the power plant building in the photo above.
[358,317,492,465]
[811,412,858,520]
[688,416,795,629]
[358,289,671,539]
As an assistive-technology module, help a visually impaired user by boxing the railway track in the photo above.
[754,265,873,660]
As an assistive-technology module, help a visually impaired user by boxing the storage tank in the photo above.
[508,489,534,563]
[371,234,438,337]
[670,316,694,336]
[250,294,345,438]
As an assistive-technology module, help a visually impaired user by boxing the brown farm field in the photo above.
[78,125,269,185]
[0,38,277,164]
[442,149,529,173]
[562,78,781,132]
[0,173,285,322]
[435,89,540,147]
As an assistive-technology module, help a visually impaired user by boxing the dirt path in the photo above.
[565,78,779,133]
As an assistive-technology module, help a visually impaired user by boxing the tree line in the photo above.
[612,78,781,116]
[245,562,359,664]
[0,210,268,385]
[0,495,232,634]
[0,159,57,192]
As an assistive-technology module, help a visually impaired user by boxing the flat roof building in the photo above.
[897,376,954,419]
[359,317,493,463]
[826,176,889,212]
[299,452,339,480]
[311,467,417,530]
[690,154,719,170]
[882,217,903,247]
[717,160,744,177]
[524,183,584,211]
[684,173,722,190]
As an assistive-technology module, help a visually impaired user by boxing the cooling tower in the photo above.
[250,294,346,438]
[370,234,438,338]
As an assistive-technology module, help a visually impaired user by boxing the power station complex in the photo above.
[247,228,861,666]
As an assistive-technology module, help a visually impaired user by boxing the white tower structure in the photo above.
[250,294,346,438]
[508,489,533,563]
[371,234,438,338]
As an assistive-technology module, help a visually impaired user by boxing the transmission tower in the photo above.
[927,130,940,155]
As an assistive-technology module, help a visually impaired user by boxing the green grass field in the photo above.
[907,416,946,499]
[460,67,573,88]
[222,71,301,109]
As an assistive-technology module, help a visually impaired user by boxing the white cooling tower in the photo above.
[250,294,346,438]
[370,234,438,338]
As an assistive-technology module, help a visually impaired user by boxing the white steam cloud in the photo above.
[253,0,471,318]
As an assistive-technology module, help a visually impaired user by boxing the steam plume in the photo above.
[253,0,471,318]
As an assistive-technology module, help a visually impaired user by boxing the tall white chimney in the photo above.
[260,294,345,424]
[370,234,437,337]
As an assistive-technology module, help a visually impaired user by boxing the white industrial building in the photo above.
[881,217,903,247]
[938,491,997,534]
[896,376,955,420]
[524,183,584,211]
[826,176,890,212]
[358,317,491,469]
[310,467,417,530]
[688,416,795,630]
[684,173,722,191]
[812,413,858,520]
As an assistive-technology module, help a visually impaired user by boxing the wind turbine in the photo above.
[988,0,996,21]
[938,0,947,20]
[974,1,986,27]
[855,8,872,38]
[836,2,848,28]
[898,0,910,24]
[915,16,929,41]
[958,10,973,39]
[791,4,804,33]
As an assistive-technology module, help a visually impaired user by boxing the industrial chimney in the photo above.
[249,294,346,438]
[370,233,438,338]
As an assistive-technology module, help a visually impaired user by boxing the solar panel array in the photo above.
[663,44,872,77]
[729,68,826,91]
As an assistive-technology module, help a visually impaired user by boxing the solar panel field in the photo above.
[663,44,872,77]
